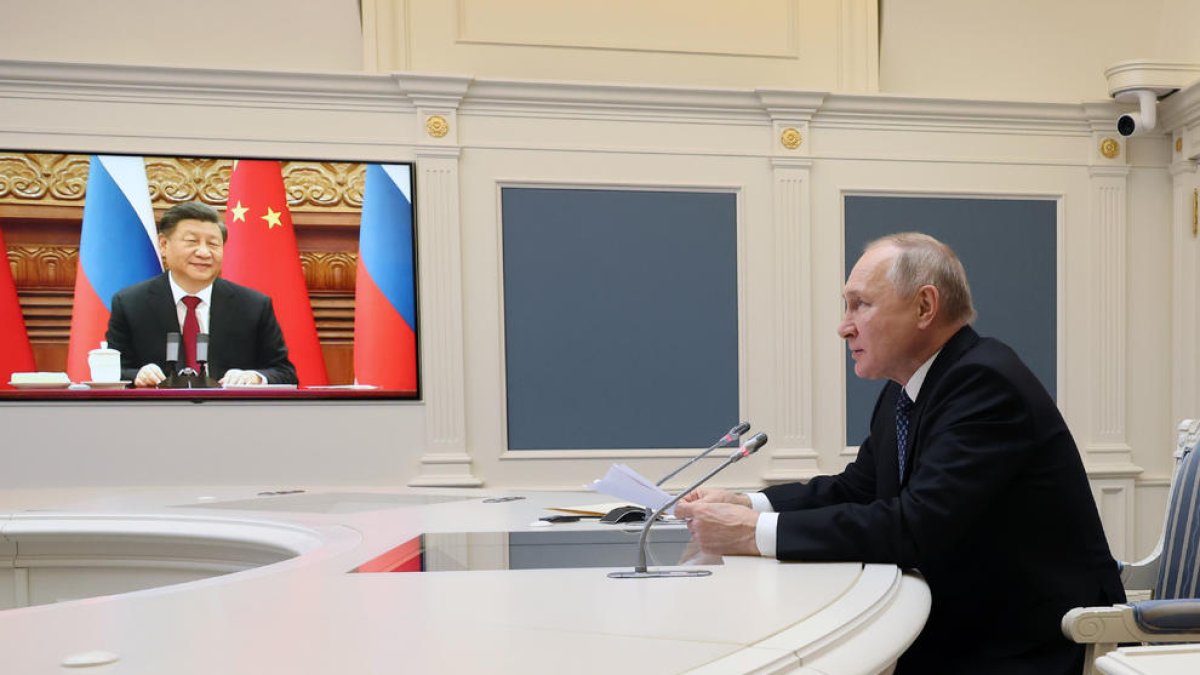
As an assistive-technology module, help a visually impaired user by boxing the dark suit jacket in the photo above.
[762,326,1124,674]
[106,273,297,385]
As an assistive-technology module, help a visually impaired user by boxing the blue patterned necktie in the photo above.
[896,388,914,481]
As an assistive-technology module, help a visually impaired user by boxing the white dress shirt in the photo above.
[166,274,213,333]
[751,351,941,558]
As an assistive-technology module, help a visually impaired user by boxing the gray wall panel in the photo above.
[502,188,738,450]
[843,196,1057,446]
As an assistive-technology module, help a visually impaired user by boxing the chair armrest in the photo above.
[1131,599,1200,636]
[1063,602,1200,645]
[1062,605,1142,644]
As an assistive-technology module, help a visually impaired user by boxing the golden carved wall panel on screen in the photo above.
[0,152,378,383]
[0,153,367,212]
[6,245,77,288]
[9,246,357,295]
[0,154,90,203]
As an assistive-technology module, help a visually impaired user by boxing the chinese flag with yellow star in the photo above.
[222,160,328,386]
[0,225,36,387]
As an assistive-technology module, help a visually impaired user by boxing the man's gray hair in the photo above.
[867,232,976,325]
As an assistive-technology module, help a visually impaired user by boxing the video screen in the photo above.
[0,152,418,399]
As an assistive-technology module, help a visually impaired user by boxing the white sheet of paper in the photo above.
[589,463,676,515]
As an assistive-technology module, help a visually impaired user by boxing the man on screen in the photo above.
[675,233,1123,673]
[106,201,297,387]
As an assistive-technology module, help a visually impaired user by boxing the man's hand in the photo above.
[134,363,165,388]
[678,488,752,508]
[675,501,760,556]
[219,369,265,386]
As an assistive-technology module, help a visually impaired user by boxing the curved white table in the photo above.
[0,488,930,674]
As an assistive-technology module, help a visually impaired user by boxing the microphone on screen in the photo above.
[164,331,181,373]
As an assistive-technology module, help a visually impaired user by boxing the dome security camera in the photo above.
[1115,89,1159,137]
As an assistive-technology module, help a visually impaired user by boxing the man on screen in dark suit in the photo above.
[675,233,1123,673]
[106,201,297,387]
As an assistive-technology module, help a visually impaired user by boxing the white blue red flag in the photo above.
[65,155,161,381]
[353,164,417,391]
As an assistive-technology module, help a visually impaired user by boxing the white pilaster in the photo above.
[1169,136,1200,427]
[1080,104,1141,558]
[396,74,483,487]
[756,91,825,482]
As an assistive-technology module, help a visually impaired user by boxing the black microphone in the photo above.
[655,421,750,486]
[609,432,768,579]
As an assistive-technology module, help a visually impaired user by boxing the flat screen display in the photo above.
[0,152,419,399]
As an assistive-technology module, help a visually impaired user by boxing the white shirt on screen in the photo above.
[166,274,212,332]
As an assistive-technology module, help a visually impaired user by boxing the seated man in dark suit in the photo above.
[675,233,1124,674]
[106,201,297,387]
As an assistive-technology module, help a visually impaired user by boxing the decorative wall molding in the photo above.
[816,96,1094,135]
[1094,479,1135,561]
[0,59,416,113]
[763,159,820,482]
[410,154,479,487]
[0,59,1109,144]
[1086,171,1131,458]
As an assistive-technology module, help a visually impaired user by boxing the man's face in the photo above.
[838,245,922,383]
[159,219,224,292]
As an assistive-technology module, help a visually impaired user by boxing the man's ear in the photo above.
[915,285,939,328]
[157,234,168,257]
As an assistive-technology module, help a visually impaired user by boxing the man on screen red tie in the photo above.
[105,202,297,387]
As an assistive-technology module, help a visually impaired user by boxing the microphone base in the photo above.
[607,569,712,579]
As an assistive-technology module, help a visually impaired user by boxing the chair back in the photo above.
[1154,419,1200,599]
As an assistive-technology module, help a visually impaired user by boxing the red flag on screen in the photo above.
[0,227,36,387]
[222,160,328,386]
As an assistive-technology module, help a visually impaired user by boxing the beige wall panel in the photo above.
[404,0,845,89]
[458,0,797,57]
[880,0,1165,102]
[0,1,362,72]
[1155,0,1200,64]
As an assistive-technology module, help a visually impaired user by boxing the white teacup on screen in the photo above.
[87,342,121,383]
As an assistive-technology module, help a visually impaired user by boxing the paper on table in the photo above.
[545,501,634,517]
[589,463,676,515]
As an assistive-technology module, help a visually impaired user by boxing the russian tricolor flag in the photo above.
[65,155,161,381]
[353,164,417,391]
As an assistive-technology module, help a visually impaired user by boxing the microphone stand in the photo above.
[609,432,767,579]
[655,421,750,487]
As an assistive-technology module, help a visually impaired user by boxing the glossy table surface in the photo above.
[0,486,931,674]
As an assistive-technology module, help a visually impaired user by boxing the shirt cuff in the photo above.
[755,512,778,558]
[747,491,775,513]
